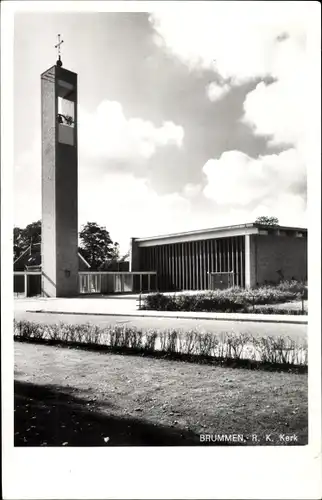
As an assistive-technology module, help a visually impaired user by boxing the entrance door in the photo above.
[211,272,234,290]
[27,275,41,296]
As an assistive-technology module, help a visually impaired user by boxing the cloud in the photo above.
[202,149,306,225]
[238,27,307,220]
[150,4,306,80]
[150,4,308,227]
[14,136,41,227]
[242,35,306,149]
[79,100,184,164]
[182,183,203,198]
[207,82,231,102]
[150,4,307,148]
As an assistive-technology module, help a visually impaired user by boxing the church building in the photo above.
[130,223,307,292]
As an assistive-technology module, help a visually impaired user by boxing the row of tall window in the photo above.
[139,236,245,291]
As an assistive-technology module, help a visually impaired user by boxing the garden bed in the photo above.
[142,281,307,315]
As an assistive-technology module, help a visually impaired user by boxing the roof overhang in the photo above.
[136,224,259,247]
[135,223,307,247]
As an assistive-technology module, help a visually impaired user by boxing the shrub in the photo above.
[224,332,251,360]
[178,330,198,355]
[143,293,174,311]
[276,280,307,296]
[47,323,61,341]
[143,330,158,351]
[14,320,34,339]
[109,325,132,348]
[176,294,199,311]
[251,306,307,315]
[128,328,143,349]
[250,335,305,365]
[143,281,308,313]
[195,332,218,357]
[14,319,307,369]
[159,329,178,353]
[243,287,295,305]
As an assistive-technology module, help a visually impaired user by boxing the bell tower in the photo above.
[41,36,78,297]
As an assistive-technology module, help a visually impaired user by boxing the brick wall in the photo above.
[254,234,307,285]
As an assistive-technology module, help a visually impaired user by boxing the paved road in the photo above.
[14,311,307,342]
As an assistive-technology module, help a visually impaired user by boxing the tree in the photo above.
[14,227,25,261]
[255,216,279,226]
[14,220,41,261]
[109,242,120,261]
[98,242,130,271]
[119,250,130,263]
[79,222,114,269]
[23,220,42,243]
[13,220,119,269]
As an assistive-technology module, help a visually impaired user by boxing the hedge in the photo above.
[14,320,308,370]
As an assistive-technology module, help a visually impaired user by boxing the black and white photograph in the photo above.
[2,1,321,499]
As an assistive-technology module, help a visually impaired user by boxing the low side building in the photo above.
[130,223,307,291]
[14,243,90,296]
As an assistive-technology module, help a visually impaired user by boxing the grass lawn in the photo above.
[14,341,308,447]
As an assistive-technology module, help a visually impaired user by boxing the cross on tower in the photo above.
[55,34,64,66]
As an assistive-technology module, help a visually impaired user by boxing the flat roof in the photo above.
[134,223,307,247]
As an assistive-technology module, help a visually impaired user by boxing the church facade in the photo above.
[130,223,307,291]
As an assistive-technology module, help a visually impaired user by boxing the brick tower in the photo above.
[41,41,78,297]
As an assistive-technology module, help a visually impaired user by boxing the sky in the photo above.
[14,3,309,254]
